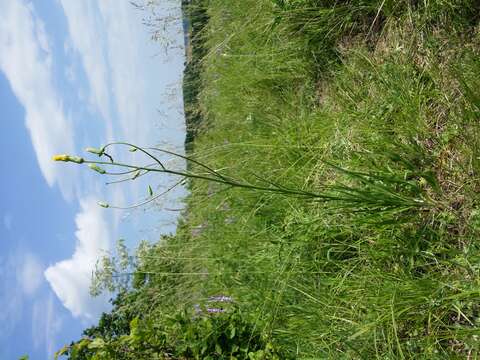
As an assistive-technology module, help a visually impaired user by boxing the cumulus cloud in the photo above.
[45,197,111,320]
[0,0,76,198]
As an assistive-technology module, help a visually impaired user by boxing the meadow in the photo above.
[58,0,480,359]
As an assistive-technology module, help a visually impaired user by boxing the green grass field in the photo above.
[60,1,480,359]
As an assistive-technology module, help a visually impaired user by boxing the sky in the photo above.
[0,0,186,358]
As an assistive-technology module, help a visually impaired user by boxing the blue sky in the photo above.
[0,0,186,358]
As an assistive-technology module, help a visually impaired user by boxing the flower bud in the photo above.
[97,201,109,208]
[132,170,141,180]
[89,164,106,174]
[52,154,69,162]
[52,154,84,163]
[148,185,153,196]
[67,156,84,164]
[85,147,105,156]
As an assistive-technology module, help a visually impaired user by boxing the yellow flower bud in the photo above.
[52,154,84,163]
[52,154,69,162]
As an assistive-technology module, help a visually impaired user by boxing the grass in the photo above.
[62,0,480,359]
[170,0,480,358]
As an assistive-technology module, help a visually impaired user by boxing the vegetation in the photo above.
[182,0,208,150]
[56,0,480,359]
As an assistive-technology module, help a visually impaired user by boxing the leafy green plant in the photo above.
[56,306,283,360]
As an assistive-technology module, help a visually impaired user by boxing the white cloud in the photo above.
[59,0,185,147]
[18,253,44,295]
[33,12,51,57]
[99,1,185,146]
[32,294,63,359]
[0,0,77,198]
[58,0,114,140]
[45,197,111,320]
[97,1,148,145]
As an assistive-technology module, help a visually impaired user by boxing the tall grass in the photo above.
[58,0,480,358]
[172,0,480,358]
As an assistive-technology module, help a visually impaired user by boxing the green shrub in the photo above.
[57,306,284,360]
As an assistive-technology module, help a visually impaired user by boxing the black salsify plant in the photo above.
[52,141,434,212]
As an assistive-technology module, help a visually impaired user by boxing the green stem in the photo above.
[84,159,322,199]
